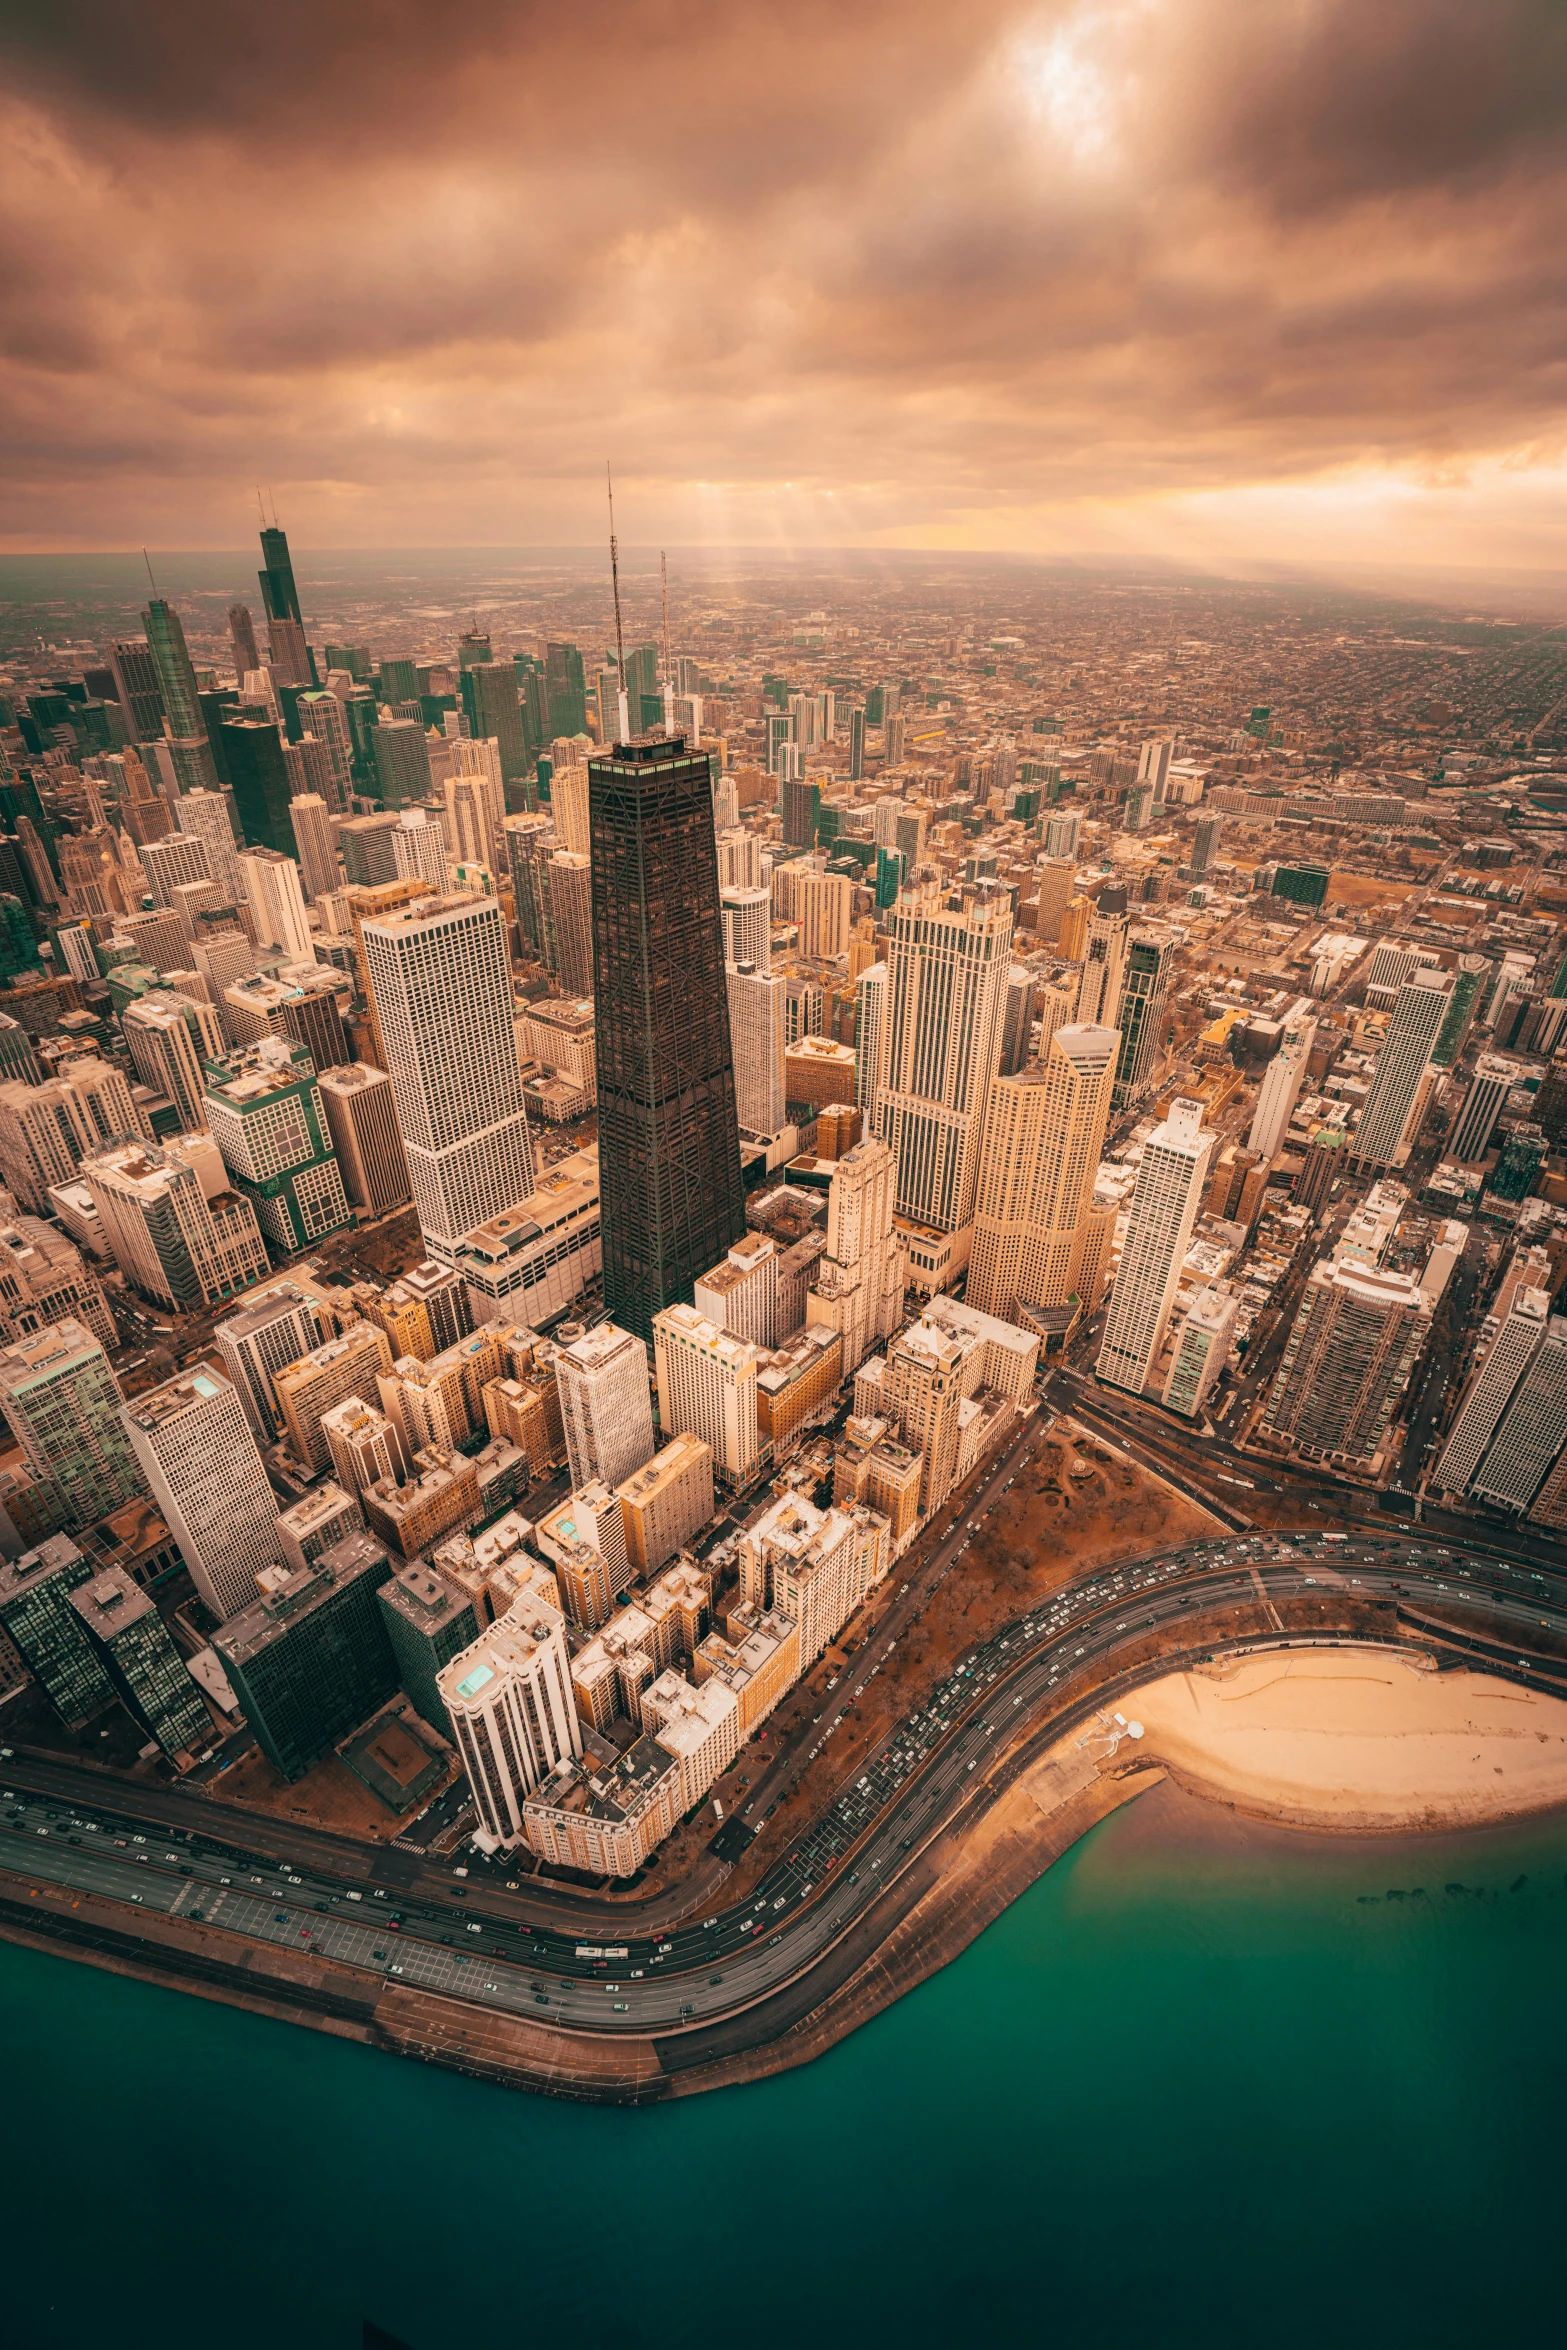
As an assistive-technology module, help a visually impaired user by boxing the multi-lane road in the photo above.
[5,1529,1566,2044]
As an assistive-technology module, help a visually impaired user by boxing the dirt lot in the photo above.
[210,1744,456,1842]
[1327,871,1419,907]
[668,1435,1222,1908]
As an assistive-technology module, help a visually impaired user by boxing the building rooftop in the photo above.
[213,1531,390,1667]
[527,1731,679,1827]
[0,1532,84,1607]
[68,1565,155,1641]
[317,1062,389,1097]
[0,1317,107,1388]
[437,1588,568,1711]
[522,996,595,1036]
[377,1559,472,1635]
[455,1148,599,1262]
[618,1431,712,1504]
[276,1481,358,1540]
[203,1039,314,1107]
[338,1709,446,1813]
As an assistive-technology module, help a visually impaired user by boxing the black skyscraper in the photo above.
[221,714,293,855]
[590,734,747,1343]
[258,525,302,626]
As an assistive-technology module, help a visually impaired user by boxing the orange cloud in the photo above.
[2,0,1565,572]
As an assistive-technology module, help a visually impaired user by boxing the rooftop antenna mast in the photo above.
[141,548,158,595]
[607,463,630,744]
[660,549,675,734]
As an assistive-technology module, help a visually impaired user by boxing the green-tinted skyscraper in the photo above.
[0,1535,116,1730]
[0,894,40,981]
[258,525,303,627]
[69,1565,209,1761]
[378,657,420,707]
[460,664,530,805]
[545,641,587,738]
[220,713,294,853]
[0,1320,142,1531]
[213,1532,400,1780]
[142,599,203,740]
[201,1038,353,1252]
[1113,927,1176,1108]
[376,1560,478,1734]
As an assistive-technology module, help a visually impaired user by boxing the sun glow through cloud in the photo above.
[0,0,1563,589]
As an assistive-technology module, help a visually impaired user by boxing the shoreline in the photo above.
[1126,1649,1567,1836]
[7,1640,1567,2100]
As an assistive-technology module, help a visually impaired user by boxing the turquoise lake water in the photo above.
[6,1783,1565,2350]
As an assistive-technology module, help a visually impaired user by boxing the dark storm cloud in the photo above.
[1,0,1564,551]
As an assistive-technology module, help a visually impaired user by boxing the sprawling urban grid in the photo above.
[2,534,1567,2088]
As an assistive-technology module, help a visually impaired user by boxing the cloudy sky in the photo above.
[4,0,1565,568]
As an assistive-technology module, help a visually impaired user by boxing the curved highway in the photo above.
[5,1530,1567,2041]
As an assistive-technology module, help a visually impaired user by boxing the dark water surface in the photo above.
[6,1783,1564,2350]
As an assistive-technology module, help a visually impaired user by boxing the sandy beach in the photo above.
[1127,1648,1567,1831]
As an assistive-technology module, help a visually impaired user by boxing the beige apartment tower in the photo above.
[967,1023,1119,1325]
[317,1063,412,1217]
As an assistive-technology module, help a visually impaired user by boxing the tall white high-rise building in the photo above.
[968,1023,1119,1324]
[1097,1097,1214,1393]
[554,1321,655,1492]
[877,878,1013,1233]
[174,788,244,906]
[1468,1315,1567,1512]
[653,1302,762,1484]
[721,885,772,971]
[1075,894,1129,1028]
[238,847,313,963]
[1248,1013,1317,1161]
[446,738,506,870]
[214,1279,327,1437]
[805,1137,904,1372]
[438,1588,582,1848]
[1353,972,1453,1169]
[123,1366,281,1619]
[548,759,590,858]
[360,894,535,1256]
[1032,856,1078,947]
[140,832,212,910]
[717,828,763,890]
[288,793,339,903]
[293,690,355,810]
[1043,811,1081,860]
[726,961,787,1137]
[795,870,854,962]
[1436,1287,1552,1494]
[855,962,889,1134]
[1450,1054,1519,1166]
[1137,738,1174,799]
[392,808,448,892]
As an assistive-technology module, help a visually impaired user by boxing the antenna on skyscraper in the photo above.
[141,548,158,593]
[607,463,630,744]
[660,550,677,736]
[660,551,671,682]
[256,486,266,525]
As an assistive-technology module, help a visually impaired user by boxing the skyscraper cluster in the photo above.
[5,541,1567,1841]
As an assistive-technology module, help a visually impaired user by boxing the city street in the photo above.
[5,1527,1564,2043]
